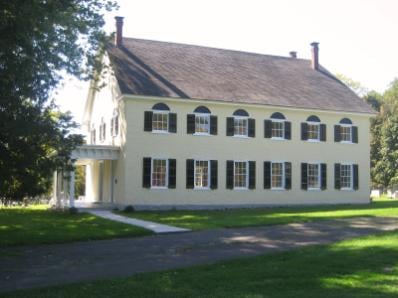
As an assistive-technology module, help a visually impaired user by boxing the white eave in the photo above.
[71,145,120,165]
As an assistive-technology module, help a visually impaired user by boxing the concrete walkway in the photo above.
[88,210,190,233]
[1,216,398,293]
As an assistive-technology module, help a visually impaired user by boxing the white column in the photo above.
[69,169,75,208]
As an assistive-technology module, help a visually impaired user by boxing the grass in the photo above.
[0,205,152,246]
[120,199,398,230]
[4,230,398,297]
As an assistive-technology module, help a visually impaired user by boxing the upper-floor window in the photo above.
[111,111,119,137]
[301,115,326,142]
[264,112,291,140]
[227,109,255,138]
[187,106,217,135]
[334,118,358,143]
[90,126,96,144]
[144,103,177,133]
[99,118,106,142]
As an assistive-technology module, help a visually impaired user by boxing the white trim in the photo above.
[150,158,169,189]
[271,161,285,190]
[233,160,249,190]
[120,94,375,117]
[194,159,211,190]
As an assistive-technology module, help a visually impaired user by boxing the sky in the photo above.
[56,0,398,124]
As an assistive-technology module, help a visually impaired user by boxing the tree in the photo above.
[0,1,117,204]
[335,73,369,97]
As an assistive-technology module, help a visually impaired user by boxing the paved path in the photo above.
[87,210,190,233]
[1,217,398,293]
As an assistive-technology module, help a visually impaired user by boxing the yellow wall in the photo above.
[116,96,372,208]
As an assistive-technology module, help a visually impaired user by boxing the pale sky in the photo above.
[56,0,398,124]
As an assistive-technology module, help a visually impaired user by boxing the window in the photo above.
[194,160,210,188]
[151,159,168,188]
[307,163,320,189]
[99,118,106,142]
[234,161,248,189]
[152,112,168,132]
[271,162,284,189]
[111,113,119,137]
[91,128,96,144]
[271,121,284,139]
[340,164,353,189]
[195,114,210,134]
[307,123,320,140]
[340,125,352,142]
[234,117,248,136]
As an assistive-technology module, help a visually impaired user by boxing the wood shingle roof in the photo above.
[107,38,374,114]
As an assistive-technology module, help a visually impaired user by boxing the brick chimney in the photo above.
[115,16,124,47]
[289,51,297,58]
[310,42,319,70]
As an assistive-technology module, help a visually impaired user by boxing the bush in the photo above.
[123,205,135,213]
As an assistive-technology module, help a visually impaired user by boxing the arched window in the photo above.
[339,118,352,125]
[194,106,211,114]
[152,103,170,111]
[336,118,355,143]
[187,106,217,135]
[266,112,290,139]
[303,115,325,141]
[233,109,249,117]
[307,115,320,122]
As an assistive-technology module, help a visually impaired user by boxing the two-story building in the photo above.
[71,17,375,209]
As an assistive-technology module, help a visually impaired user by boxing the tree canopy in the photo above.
[0,0,117,203]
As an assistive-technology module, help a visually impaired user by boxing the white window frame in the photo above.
[111,112,119,137]
[194,159,211,190]
[150,158,168,189]
[307,163,321,191]
[233,160,249,190]
[340,124,353,143]
[152,110,169,134]
[91,126,96,144]
[194,113,211,135]
[340,163,353,190]
[307,121,320,142]
[271,161,285,190]
[99,118,106,142]
[271,119,285,140]
[233,116,249,138]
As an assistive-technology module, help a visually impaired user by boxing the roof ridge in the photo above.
[122,37,311,62]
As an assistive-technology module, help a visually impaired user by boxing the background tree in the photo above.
[0,1,117,204]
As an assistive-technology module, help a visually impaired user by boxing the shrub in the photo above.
[123,205,135,213]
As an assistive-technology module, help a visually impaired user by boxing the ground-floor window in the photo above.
[234,161,248,189]
[271,162,284,189]
[340,164,353,189]
[195,160,210,189]
[151,159,168,188]
[307,163,320,189]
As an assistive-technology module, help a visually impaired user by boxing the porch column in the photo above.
[69,169,75,208]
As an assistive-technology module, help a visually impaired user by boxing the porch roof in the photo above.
[71,145,120,165]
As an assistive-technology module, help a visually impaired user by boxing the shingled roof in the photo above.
[106,38,374,114]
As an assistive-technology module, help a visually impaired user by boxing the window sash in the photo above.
[307,123,320,140]
[195,114,210,134]
[194,160,210,188]
[307,163,320,189]
[340,125,352,142]
[234,117,248,136]
[271,162,284,189]
[151,159,168,188]
[271,121,284,139]
[234,161,248,189]
[340,164,353,189]
[152,112,169,132]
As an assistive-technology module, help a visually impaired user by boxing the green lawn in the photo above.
[121,200,398,230]
[0,205,152,246]
[5,230,398,297]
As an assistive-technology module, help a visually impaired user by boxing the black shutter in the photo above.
[142,157,151,188]
[320,124,327,142]
[264,120,272,138]
[168,159,176,188]
[301,123,308,140]
[263,161,271,189]
[168,113,177,133]
[285,121,291,140]
[210,160,218,189]
[226,117,234,136]
[187,114,195,134]
[352,126,358,143]
[321,163,327,190]
[353,164,359,190]
[301,163,308,190]
[285,162,292,190]
[210,115,218,135]
[334,125,341,142]
[186,159,194,189]
[248,118,255,137]
[334,163,341,190]
[226,160,234,189]
[249,161,256,189]
[144,111,153,132]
